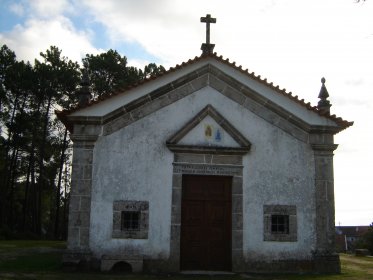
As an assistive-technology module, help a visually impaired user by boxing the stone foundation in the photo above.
[142,254,341,274]
[62,250,94,271]
[62,250,340,274]
[314,254,341,274]
[101,254,143,272]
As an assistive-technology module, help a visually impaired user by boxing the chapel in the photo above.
[57,14,353,273]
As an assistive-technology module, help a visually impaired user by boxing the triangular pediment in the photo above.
[166,105,251,155]
[60,56,351,137]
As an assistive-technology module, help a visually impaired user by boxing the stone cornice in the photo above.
[69,134,99,143]
[66,116,102,125]
[166,144,250,155]
[311,144,339,152]
[309,126,341,134]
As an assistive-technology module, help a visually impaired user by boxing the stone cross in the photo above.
[201,14,216,44]
[200,14,216,55]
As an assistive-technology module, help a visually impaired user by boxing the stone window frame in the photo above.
[112,201,149,239]
[263,205,297,242]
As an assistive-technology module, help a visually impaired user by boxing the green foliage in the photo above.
[0,44,165,240]
[0,45,82,238]
[82,49,165,99]
[356,223,373,254]
[82,49,130,98]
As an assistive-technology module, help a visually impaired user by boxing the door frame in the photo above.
[168,153,245,272]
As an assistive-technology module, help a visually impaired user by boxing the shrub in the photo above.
[356,222,373,255]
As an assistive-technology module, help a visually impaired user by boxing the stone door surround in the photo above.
[166,103,250,272]
[168,153,246,272]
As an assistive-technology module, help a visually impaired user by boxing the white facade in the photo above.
[60,55,351,273]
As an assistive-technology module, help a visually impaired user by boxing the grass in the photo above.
[0,240,66,250]
[0,240,372,280]
[0,252,62,272]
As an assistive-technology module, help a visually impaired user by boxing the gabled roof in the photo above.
[56,52,353,133]
[335,226,370,237]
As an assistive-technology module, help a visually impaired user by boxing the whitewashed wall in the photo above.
[89,86,316,260]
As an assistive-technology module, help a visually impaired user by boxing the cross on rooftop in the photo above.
[200,14,216,55]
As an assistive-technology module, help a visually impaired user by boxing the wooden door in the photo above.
[180,175,232,271]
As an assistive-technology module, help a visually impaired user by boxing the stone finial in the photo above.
[200,14,216,55]
[77,70,91,107]
[317,77,331,114]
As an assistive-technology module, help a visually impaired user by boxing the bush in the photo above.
[0,226,40,240]
[0,225,13,240]
[356,222,373,255]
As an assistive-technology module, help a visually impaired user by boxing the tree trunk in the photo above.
[8,148,19,230]
[0,92,19,226]
[54,128,68,239]
[36,92,53,235]
[62,165,69,240]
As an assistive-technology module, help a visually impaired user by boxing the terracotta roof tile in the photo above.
[56,52,353,130]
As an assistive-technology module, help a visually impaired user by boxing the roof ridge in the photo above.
[56,52,353,130]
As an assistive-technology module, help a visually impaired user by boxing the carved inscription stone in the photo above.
[173,163,242,176]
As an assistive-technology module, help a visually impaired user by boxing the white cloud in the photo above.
[0,16,102,63]
[127,58,151,70]
[28,0,73,18]
[9,2,25,17]
[81,0,202,65]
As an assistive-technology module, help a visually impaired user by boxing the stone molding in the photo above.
[166,105,250,156]
[69,134,98,143]
[167,145,250,155]
[311,143,338,152]
[166,104,251,148]
[70,134,99,149]
[173,162,243,176]
[66,64,343,140]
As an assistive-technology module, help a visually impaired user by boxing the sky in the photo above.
[0,0,372,226]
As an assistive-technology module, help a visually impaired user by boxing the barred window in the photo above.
[113,201,149,239]
[264,205,297,242]
[121,211,140,231]
[271,215,289,234]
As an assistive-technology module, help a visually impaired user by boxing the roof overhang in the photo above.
[56,54,353,135]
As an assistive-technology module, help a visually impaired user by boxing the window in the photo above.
[121,211,140,231]
[112,201,149,239]
[271,215,289,234]
[264,205,297,242]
